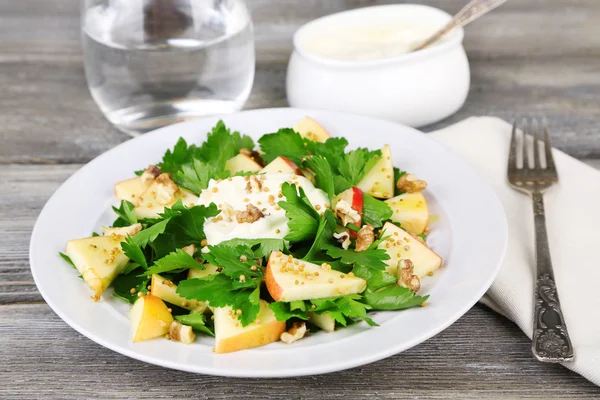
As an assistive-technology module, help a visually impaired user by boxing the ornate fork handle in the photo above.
[413,0,507,51]
[531,192,574,362]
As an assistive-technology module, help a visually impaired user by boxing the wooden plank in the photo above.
[1,0,600,163]
[2,0,599,61]
[0,303,598,399]
[3,0,600,395]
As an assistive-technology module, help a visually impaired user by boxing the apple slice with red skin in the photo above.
[333,187,364,237]
[261,156,304,176]
[265,252,366,302]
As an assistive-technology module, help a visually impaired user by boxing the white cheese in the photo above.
[198,173,329,245]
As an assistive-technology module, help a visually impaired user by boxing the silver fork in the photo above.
[507,119,573,362]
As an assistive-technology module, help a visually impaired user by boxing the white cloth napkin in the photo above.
[429,117,600,386]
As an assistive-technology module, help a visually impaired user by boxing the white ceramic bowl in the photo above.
[286,4,470,127]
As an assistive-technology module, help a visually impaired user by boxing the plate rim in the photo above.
[29,107,508,377]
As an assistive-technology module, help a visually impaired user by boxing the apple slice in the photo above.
[356,145,394,199]
[293,116,330,143]
[114,176,153,203]
[65,235,130,301]
[134,181,198,219]
[308,312,335,332]
[265,253,366,302]
[385,192,429,235]
[261,156,304,176]
[378,222,442,278]
[187,263,221,279]
[213,300,286,353]
[225,153,262,175]
[150,274,207,313]
[128,294,174,343]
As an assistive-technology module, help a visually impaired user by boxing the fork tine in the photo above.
[532,119,540,169]
[508,120,518,170]
[522,117,529,168]
[543,120,556,171]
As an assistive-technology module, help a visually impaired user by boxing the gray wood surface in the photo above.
[2,0,600,398]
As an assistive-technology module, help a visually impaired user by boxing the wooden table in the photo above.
[2,1,599,398]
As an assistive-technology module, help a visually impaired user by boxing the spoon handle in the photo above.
[413,0,507,51]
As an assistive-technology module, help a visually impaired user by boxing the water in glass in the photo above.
[82,0,255,135]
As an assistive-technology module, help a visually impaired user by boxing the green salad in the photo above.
[60,116,441,353]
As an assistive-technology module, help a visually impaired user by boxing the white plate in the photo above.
[30,108,507,377]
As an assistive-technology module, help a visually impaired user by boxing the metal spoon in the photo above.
[412,0,507,52]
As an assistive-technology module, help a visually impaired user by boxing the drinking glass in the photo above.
[81,0,255,135]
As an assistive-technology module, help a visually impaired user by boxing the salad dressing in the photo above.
[302,23,444,61]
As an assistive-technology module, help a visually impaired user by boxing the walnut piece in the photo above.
[154,173,180,204]
[247,175,263,192]
[236,204,264,223]
[141,165,162,183]
[280,322,307,344]
[102,223,142,237]
[168,321,195,344]
[396,173,427,193]
[334,199,361,227]
[333,231,351,250]
[397,259,421,292]
[355,224,375,252]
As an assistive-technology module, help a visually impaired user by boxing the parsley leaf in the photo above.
[305,137,348,167]
[362,194,393,228]
[337,148,382,188]
[143,249,202,276]
[324,245,389,271]
[417,233,427,242]
[269,301,310,322]
[290,300,307,312]
[175,313,215,337]
[178,244,264,326]
[174,159,230,194]
[311,295,377,327]
[278,182,320,243]
[111,200,138,227]
[158,137,200,175]
[121,261,142,275]
[177,275,261,326]
[150,203,219,258]
[132,219,171,248]
[112,271,149,304]
[218,238,287,259]
[258,128,307,165]
[303,155,334,203]
[363,285,429,311]
[178,274,231,305]
[203,244,264,282]
[270,295,376,327]
[199,120,254,165]
[121,236,148,270]
[303,210,337,261]
[58,252,76,269]
[158,121,253,194]
[162,202,219,242]
[352,264,397,292]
